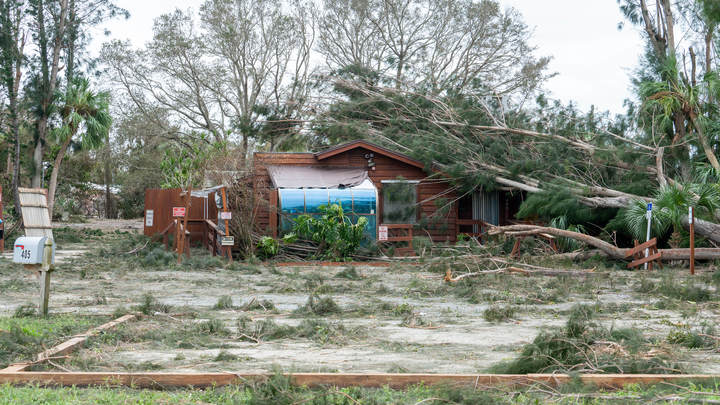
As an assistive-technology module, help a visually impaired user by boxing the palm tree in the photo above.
[623,181,720,247]
[47,77,112,216]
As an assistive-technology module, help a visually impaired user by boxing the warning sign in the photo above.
[378,225,388,241]
[173,207,186,217]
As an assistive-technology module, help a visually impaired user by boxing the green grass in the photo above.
[2,377,720,404]
[0,314,104,368]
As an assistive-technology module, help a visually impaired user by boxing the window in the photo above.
[382,181,418,224]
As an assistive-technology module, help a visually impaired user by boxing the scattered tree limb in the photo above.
[488,225,627,259]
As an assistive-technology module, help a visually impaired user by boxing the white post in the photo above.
[644,203,652,270]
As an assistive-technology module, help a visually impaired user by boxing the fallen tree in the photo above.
[487,224,628,259]
[488,224,720,261]
[321,80,720,249]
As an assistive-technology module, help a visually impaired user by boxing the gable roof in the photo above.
[314,140,425,169]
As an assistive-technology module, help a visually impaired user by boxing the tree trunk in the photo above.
[47,135,72,217]
[689,113,720,171]
[682,217,720,245]
[104,142,113,219]
[32,0,69,188]
[11,99,21,221]
[487,225,628,259]
[31,128,44,187]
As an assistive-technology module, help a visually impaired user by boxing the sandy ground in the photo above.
[53,218,143,232]
[0,227,719,374]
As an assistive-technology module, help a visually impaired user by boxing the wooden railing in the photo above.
[203,219,228,257]
[455,219,489,241]
[380,224,413,255]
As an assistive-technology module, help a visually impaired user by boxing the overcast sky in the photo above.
[91,0,646,115]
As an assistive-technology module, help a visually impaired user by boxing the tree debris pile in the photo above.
[492,304,683,375]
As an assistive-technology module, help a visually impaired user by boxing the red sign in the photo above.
[173,207,186,217]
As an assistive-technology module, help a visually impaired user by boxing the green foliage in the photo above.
[549,215,587,252]
[492,304,680,374]
[13,304,36,318]
[213,295,234,310]
[140,247,176,267]
[195,319,229,336]
[160,134,226,188]
[135,293,172,315]
[257,236,280,259]
[292,204,367,261]
[666,321,717,349]
[53,77,111,150]
[482,305,515,322]
[296,293,342,316]
[0,315,99,368]
[213,351,239,362]
[517,189,609,225]
[335,267,361,280]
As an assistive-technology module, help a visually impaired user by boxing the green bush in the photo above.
[492,304,680,374]
[135,293,172,315]
[257,236,280,259]
[195,319,229,335]
[140,248,176,267]
[483,305,516,323]
[335,267,361,280]
[292,204,367,261]
[213,295,234,310]
[295,294,341,316]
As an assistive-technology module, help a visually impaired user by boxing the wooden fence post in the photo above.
[220,187,232,263]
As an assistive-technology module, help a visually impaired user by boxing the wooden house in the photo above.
[253,140,523,243]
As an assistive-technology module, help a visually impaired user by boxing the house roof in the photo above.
[314,140,425,169]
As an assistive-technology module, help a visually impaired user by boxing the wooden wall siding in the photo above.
[144,188,218,243]
[254,147,459,242]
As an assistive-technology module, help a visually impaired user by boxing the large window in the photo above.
[382,180,418,224]
[278,185,378,240]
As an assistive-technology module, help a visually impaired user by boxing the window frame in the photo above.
[380,179,419,225]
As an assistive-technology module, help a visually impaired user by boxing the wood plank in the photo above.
[314,140,425,169]
[0,363,32,373]
[624,238,657,258]
[35,314,136,362]
[627,252,662,268]
[0,315,135,373]
[0,372,718,389]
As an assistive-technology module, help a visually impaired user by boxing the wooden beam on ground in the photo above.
[275,261,403,267]
[0,314,135,373]
[0,372,718,389]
